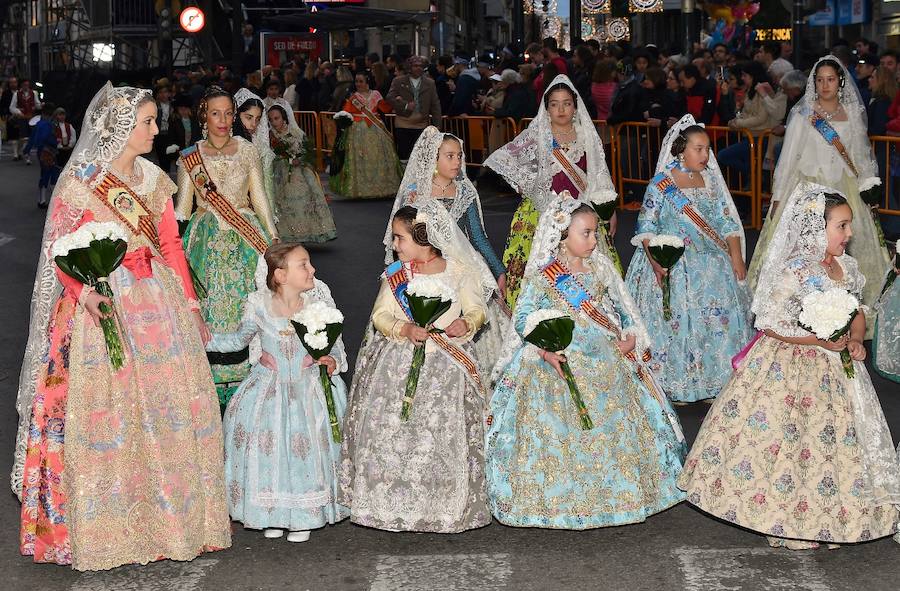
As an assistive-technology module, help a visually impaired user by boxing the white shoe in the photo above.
[286,530,310,543]
[25,155,31,165]
[263,528,284,538]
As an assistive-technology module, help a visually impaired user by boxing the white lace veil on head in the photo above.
[490,192,653,381]
[656,114,746,257]
[267,97,304,139]
[12,82,152,498]
[397,199,498,305]
[482,74,616,212]
[235,87,274,163]
[382,126,480,263]
[751,181,834,319]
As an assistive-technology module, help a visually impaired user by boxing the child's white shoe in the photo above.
[286,530,310,543]
[263,528,284,539]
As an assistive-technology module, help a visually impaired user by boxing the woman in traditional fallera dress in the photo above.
[382,125,510,372]
[177,87,279,409]
[329,72,401,199]
[679,182,900,549]
[873,257,900,382]
[207,244,349,542]
[14,83,231,570]
[233,88,277,213]
[747,56,890,333]
[485,195,686,529]
[339,201,491,533]
[625,116,754,403]
[484,74,619,310]
[267,99,337,243]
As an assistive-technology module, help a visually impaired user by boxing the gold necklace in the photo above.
[432,177,454,195]
[111,163,140,183]
[206,136,232,154]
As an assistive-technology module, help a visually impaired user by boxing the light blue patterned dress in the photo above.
[625,172,754,403]
[485,267,687,529]
[207,282,349,531]
[873,268,900,383]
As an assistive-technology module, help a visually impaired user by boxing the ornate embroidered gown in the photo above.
[329,91,401,199]
[20,158,231,570]
[625,173,754,403]
[269,126,337,243]
[207,282,349,531]
[486,265,687,529]
[873,266,900,383]
[176,137,278,407]
[339,260,491,532]
[678,255,900,543]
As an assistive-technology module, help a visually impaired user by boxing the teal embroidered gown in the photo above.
[625,172,754,403]
[485,265,687,529]
[206,284,349,532]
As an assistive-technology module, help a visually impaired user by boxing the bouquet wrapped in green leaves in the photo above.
[647,234,685,321]
[291,301,346,442]
[586,190,623,275]
[400,275,454,421]
[330,111,353,176]
[52,221,129,370]
[523,309,593,430]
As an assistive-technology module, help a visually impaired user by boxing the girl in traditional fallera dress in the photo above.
[329,72,402,199]
[14,83,231,570]
[747,56,891,332]
[872,256,899,382]
[339,201,491,533]
[485,195,686,529]
[679,182,900,549]
[484,74,619,309]
[233,88,277,212]
[382,126,510,371]
[207,244,348,543]
[625,116,754,403]
[177,87,279,409]
[267,99,337,243]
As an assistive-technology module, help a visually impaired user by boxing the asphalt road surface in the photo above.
[1,155,899,590]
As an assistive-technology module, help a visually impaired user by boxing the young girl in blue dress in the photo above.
[485,194,686,529]
[206,243,349,542]
[625,115,753,403]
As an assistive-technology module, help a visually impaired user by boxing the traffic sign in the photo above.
[179,7,205,33]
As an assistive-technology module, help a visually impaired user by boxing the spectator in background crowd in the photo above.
[282,69,299,111]
[591,59,618,122]
[448,57,483,116]
[387,55,442,161]
[153,81,175,172]
[856,38,878,58]
[763,69,806,168]
[297,62,319,111]
[719,62,781,180]
[856,54,878,105]
[642,66,681,133]
[490,68,535,122]
[880,50,899,76]
[432,55,455,114]
[869,65,899,136]
[263,79,282,109]
[607,59,644,125]
[679,64,717,124]
[712,43,729,68]
[316,62,337,112]
[330,66,354,112]
[570,44,597,118]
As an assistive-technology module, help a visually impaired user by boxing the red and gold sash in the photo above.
[541,260,666,405]
[91,172,160,251]
[180,145,270,254]
[810,112,859,177]
[349,93,392,139]
[385,261,486,396]
[654,169,729,253]
[551,147,588,195]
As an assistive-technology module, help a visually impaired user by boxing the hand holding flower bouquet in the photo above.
[401,275,455,421]
[647,235,685,321]
[798,288,860,379]
[587,190,623,275]
[859,178,887,248]
[52,221,129,370]
[330,111,353,176]
[523,309,593,430]
[291,301,346,442]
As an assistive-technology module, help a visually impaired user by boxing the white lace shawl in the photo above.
[13,83,156,498]
[771,55,878,204]
[655,114,746,258]
[382,126,482,264]
[235,88,276,209]
[482,74,616,212]
[490,194,651,381]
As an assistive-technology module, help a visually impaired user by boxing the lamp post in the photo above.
[682,0,696,57]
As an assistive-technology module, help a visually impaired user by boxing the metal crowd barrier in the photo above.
[293,110,900,226]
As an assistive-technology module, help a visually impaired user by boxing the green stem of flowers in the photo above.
[601,224,623,276]
[95,280,125,371]
[560,360,593,430]
[662,273,672,321]
[401,343,426,421]
[319,364,342,443]
[840,348,856,380]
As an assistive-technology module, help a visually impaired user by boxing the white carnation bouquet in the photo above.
[400,275,455,420]
[647,234,686,321]
[291,300,346,441]
[522,309,592,430]
[584,189,623,275]
[333,111,353,121]
[798,288,860,379]
[52,221,129,370]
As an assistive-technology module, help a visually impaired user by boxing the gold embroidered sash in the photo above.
[92,172,160,251]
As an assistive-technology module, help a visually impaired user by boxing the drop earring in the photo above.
[201,122,208,139]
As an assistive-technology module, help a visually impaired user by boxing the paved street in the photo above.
[1,156,899,590]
